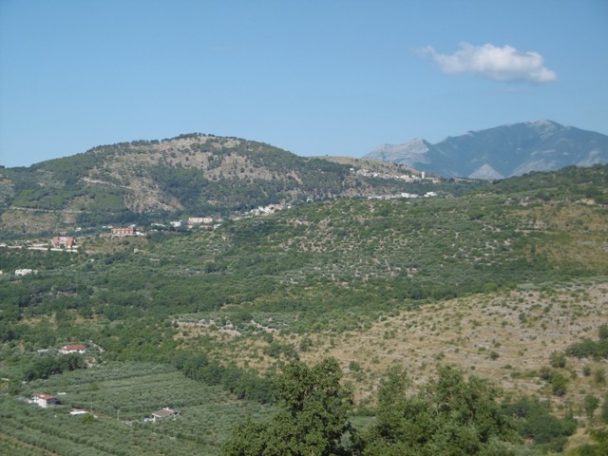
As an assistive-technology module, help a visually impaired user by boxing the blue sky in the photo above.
[1,0,607,166]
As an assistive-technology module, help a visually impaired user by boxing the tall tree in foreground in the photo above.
[223,358,361,456]
[364,366,517,456]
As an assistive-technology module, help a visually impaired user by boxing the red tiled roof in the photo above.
[62,344,87,351]
[34,393,57,400]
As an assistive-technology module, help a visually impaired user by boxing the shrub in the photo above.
[549,351,567,369]
[598,324,608,341]
[548,371,568,396]
[594,368,606,385]
[583,395,599,421]
[601,395,608,424]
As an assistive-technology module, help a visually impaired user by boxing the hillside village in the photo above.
[0,180,442,267]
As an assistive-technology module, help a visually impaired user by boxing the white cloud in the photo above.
[419,42,557,83]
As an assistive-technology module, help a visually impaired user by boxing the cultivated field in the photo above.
[0,362,270,455]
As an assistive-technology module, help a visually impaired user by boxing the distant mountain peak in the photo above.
[365,138,431,166]
[370,137,429,153]
[523,119,565,135]
[526,119,561,128]
[367,120,608,179]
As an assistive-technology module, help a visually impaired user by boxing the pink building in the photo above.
[111,226,135,237]
[51,236,76,248]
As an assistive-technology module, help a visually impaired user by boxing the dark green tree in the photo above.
[364,366,516,456]
[503,396,576,452]
[223,358,361,456]
[584,395,600,421]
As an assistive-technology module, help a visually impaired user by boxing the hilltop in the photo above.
[365,120,608,179]
[0,134,441,236]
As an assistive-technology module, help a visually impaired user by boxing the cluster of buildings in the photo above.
[249,203,289,216]
[108,216,217,236]
[27,344,89,409]
[368,191,439,201]
[24,341,177,422]
[0,237,78,254]
[29,390,179,423]
[0,215,221,261]
[353,167,440,183]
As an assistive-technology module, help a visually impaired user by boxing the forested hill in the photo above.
[0,133,443,234]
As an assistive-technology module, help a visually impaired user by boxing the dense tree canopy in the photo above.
[223,358,361,456]
[223,361,521,456]
[364,366,517,456]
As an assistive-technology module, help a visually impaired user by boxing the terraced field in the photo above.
[0,363,270,455]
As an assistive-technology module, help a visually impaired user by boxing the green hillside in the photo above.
[0,165,607,455]
[0,134,450,236]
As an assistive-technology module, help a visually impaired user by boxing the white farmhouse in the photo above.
[32,393,58,408]
[150,407,179,422]
[15,269,37,277]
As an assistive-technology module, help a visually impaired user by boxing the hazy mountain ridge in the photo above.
[365,120,608,179]
[365,138,432,166]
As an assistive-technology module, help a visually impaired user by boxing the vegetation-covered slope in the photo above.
[0,134,445,235]
[0,165,607,455]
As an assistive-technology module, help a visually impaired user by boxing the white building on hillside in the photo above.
[32,393,58,408]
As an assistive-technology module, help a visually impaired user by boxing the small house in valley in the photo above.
[59,344,87,354]
[32,393,58,408]
[150,407,179,422]
[111,226,135,237]
[51,236,76,249]
[15,269,36,277]
[188,216,213,226]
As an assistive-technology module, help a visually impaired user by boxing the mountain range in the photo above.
[2,120,607,236]
[365,120,608,179]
